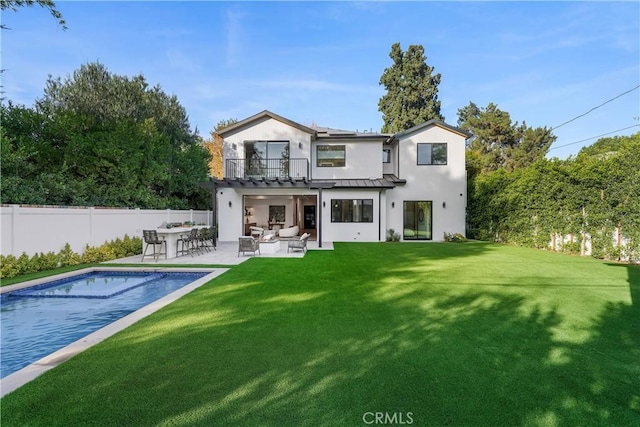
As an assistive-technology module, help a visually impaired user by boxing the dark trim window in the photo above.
[245,140,290,177]
[331,199,373,222]
[383,149,391,163]
[403,201,432,240]
[417,143,447,165]
[317,145,345,167]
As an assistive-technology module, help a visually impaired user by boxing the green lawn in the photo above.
[2,242,639,426]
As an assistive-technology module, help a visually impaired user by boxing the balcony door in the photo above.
[403,201,432,240]
[245,140,289,178]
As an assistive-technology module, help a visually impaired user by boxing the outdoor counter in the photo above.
[155,226,208,258]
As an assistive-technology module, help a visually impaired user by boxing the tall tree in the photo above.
[0,0,67,29]
[378,43,443,133]
[458,102,555,173]
[203,118,238,179]
[1,62,211,209]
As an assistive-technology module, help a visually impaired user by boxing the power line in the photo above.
[551,85,640,131]
[548,124,640,151]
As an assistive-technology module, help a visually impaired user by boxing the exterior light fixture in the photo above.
[392,202,395,208]
[228,201,232,208]
[442,202,446,208]
[298,142,303,149]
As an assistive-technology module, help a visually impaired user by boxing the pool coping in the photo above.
[0,266,227,398]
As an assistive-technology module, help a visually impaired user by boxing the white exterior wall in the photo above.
[311,140,383,180]
[216,189,244,242]
[216,113,468,244]
[387,125,467,241]
[382,144,397,176]
[320,189,383,242]
[223,117,312,176]
[0,205,211,257]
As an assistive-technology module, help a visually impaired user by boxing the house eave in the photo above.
[217,110,317,138]
[394,120,472,139]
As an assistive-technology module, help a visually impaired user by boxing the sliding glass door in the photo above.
[403,201,432,240]
[245,140,289,177]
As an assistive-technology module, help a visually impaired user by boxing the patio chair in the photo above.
[200,226,216,251]
[197,228,212,253]
[177,228,201,257]
[141,230,167,261]
[238,236,260,257]
[287,233,310,253]
[249,226,264,240]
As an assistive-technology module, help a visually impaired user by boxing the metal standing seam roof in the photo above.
[331,178,395,189]
[202,175,402,190]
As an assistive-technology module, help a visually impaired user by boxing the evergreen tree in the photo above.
[378,43,443,133]
[458,102,555,173]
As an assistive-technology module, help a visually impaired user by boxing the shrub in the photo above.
[0,255,20,279]
[444,232,467,243]
[386,229,401,242]
[38,251,59,271]
[122,235,142,256]
[81,244,116,264]
[0,233,144,280]
[16,253,33,275]
[58,243,81,267]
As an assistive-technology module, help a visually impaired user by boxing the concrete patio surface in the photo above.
[105,239,334,265]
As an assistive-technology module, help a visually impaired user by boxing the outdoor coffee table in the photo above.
[259,238,281,254]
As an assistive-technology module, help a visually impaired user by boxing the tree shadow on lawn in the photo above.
[606,263,640,314]
[2,244,639,426]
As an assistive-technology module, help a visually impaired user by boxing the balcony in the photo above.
[225,158,309,180]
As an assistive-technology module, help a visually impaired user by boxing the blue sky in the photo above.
[2,1,639,158]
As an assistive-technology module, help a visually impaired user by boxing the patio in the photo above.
[106,239,334,265]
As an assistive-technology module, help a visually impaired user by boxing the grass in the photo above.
[1,242,639,426]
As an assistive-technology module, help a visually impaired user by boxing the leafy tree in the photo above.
[0,0,66,29]
[203,118,238,179]
[467,132,640,261]
[458,102,555,173]
[378,43,443,133]
[1,62,211,209]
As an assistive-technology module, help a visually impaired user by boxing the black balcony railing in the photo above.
[225,158,309,180]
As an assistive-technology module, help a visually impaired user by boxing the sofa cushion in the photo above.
[278,225,299,238]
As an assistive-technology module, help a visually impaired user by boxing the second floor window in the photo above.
[383,149,391,163]
[417,143,447,165]
[245,140,289,177]
[317,145,345,167]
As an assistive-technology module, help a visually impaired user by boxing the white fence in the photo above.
[0,205,212,257]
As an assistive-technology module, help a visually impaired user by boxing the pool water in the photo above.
[1,271,207,378]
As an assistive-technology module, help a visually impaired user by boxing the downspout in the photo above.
[211,184,218,248]
[318,188,323,248]
[378,190,382,242]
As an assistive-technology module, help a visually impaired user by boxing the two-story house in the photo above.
[206,110,470,244]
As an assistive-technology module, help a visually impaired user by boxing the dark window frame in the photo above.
[330,199,374,223]
[317,144,346,167]
[403,200,433,240]
[417,143,447,165]
[383,148,391,163]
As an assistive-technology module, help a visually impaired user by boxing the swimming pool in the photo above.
[1,270,209,379]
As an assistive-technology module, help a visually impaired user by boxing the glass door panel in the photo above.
[403,201,432,240]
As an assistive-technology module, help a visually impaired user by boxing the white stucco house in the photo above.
[205,110,471,245]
